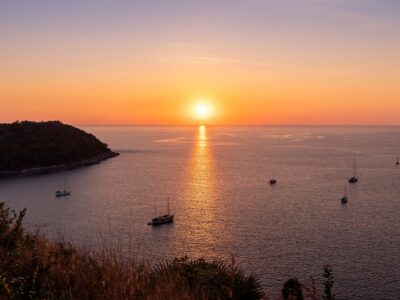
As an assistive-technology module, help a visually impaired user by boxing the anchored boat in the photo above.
[348,158,358,183]
[268,169,277,185]
[148,198,174,226]
[56,180,71,197]
[341,184,348,204]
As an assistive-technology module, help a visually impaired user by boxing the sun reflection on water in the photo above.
[178,125,221,258]
[198,125,207,147]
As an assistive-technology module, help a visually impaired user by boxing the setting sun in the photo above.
[193,101,214,121]
[197,105,208,117]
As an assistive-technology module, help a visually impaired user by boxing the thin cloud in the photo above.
[158,52,272,67]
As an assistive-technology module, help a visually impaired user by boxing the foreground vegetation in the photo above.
[0,121,117,174]
[0,203,336,299]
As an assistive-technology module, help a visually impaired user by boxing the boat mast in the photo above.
[64,178,69,192]
[167,197,170,215]
[345,184,347,197]
[353,157,356,177]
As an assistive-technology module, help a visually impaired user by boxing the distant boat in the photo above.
[396,156,399,166]
[348,158,358,183]
[56,180,71,197]
[268,169,277,185]
[341,184,348,204]
[148,198,174,226]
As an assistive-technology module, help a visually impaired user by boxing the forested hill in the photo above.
[0,121,118,174]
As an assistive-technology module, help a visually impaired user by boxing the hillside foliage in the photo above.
[0,121,115,171]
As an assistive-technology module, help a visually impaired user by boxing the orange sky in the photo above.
[1,1,400,125]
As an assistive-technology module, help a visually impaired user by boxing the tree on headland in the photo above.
[0,121,118,175]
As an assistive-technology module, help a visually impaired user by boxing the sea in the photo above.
[1,126,400,299]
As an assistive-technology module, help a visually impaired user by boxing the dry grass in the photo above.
[0,203,334,300]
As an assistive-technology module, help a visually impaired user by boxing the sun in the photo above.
[197,104,208,117]
[193,102,213,120]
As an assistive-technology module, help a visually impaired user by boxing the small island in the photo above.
[0,121,119,178]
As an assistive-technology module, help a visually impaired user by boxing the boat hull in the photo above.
[56,191,71,197]
[348,177,358,183]
[151,215,174,226]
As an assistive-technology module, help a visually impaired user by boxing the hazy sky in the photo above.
[1,0,399,125]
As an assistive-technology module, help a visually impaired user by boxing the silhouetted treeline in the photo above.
[0,121,117,172]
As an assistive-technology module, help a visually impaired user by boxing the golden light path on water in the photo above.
[178,125,222,258]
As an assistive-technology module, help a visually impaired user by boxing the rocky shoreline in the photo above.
[0,151,119,179]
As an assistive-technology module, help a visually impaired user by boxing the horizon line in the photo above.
[76,123,400,127]
[4,120,400,127]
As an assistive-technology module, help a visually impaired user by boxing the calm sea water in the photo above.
[1,126,400,299]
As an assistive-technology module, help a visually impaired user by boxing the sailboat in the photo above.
[396,156,399,166]
[268,169,277,185]
[341,184,348,204]
[55,180,71,197]
[148,197,174,226]
[348,158,358,183]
